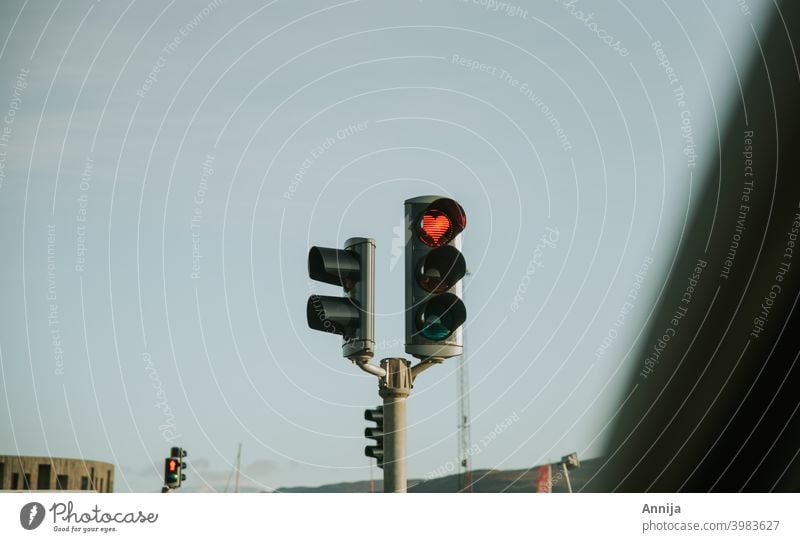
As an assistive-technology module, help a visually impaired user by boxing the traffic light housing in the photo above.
[164,457,180,488]
[561,452,580,471]
[364,406,384,469]
[405,196,467,360]
[164,447,187,489]
[307,237,375,361]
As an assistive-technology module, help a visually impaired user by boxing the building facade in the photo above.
[0,455,114,492]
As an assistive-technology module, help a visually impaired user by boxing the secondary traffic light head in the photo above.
[364,406,384,469]
[561,452,580,470]
[405,197,467,360]
[307,238,375,362]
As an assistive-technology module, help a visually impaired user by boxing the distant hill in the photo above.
[277,457,604,493]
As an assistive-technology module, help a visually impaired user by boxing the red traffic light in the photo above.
[164,456,182,488]
[417,198,466,247]
[421,210,452,247]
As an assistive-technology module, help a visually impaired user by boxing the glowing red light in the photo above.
[168,460,178,472]
[420,210,453,247]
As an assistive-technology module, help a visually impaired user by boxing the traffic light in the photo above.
[164,447,187,489]
[404,196,467,360]
[164,457,180,488]
[307,237,375,361]
[364,406,384,469]
[561,452,580,471]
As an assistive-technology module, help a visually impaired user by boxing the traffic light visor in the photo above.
[308,246,360,290]
[306,295,360,336]
[364,407,383,422]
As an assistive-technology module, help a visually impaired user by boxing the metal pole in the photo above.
[235,442,242,493]
[369,459,375,493]
[383,394,407,493]
[379,358,412,493]
[562,463,573,493]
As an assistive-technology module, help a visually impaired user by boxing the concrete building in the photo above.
[0,455,114,492]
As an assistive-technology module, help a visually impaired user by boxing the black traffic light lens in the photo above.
[417,198,467,247]
[418,293,467,341]
[418,246,466,293]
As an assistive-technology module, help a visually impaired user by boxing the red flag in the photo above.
[536,464,552,493]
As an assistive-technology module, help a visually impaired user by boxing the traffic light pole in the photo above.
[310,196,467,494]
[561,462,573,493]
[360,357,441,493]
[378,358,412,493]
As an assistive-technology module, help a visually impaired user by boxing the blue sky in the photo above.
[0,0,772,491]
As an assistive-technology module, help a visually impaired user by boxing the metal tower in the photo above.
[457,270,473,492]
[457,352,472,492]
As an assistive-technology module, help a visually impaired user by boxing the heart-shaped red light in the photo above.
[421,210,452,246]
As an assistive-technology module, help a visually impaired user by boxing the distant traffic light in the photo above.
[561,452,580,470]
[364,406,384,469]
[307,238,375,361]
[164,457,180,488]
[405,197,467,360]
[164,447,187,489]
